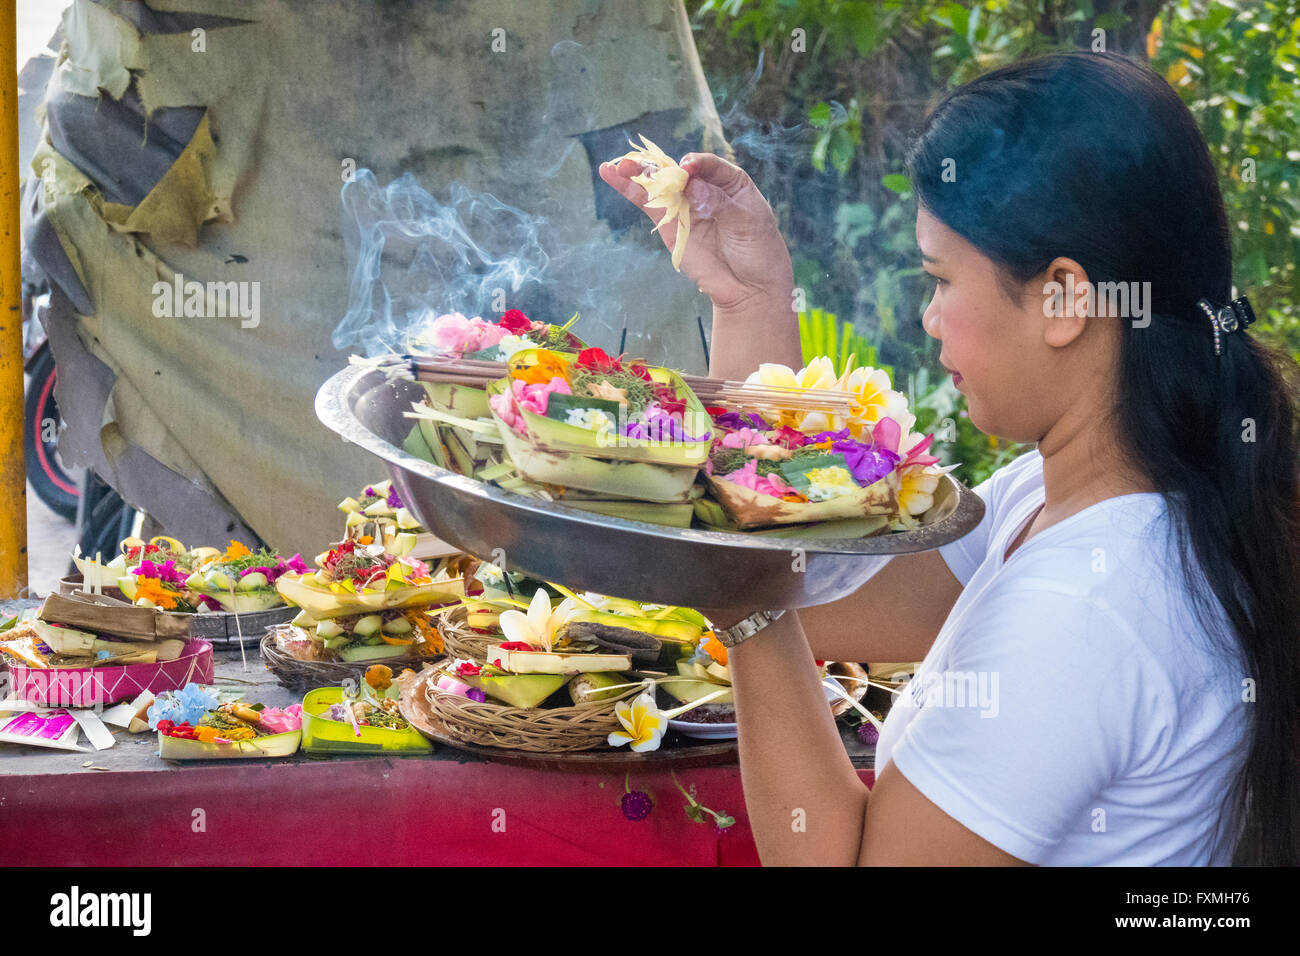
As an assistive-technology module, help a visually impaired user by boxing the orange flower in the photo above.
[510,350,569,386]
[224,540,251,560]
[411,613,445,654]
[365,664,394,691]
[700,632,728,666]
[134,576,179,609]
[357,535,374,545]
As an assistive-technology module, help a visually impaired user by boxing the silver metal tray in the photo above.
[316,365,984,609]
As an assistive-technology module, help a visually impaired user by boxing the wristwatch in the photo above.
[713,609,787,648]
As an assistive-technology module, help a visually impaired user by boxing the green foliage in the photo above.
[809,98,862,176]
[797,307,892,379]
[1148,1,1300,359]
[690,0,1300,485]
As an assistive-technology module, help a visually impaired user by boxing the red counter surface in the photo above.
[0,755,874,866]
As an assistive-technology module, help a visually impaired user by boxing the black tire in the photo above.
[23,342,80,521]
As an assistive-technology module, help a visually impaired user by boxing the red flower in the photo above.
[652,383,686,416]
[163,721,198,740]
[575,347,621,374]
[456,661,482,676]
[498,309,532,334]
[627,361,654,383]
[497,641,534,652]
[705,405,729,417]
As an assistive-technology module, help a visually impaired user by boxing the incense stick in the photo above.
[407,356,855,413]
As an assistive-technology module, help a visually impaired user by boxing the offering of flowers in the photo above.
[338,479,464,560]
[698,357,957,531]
[406,343,959,537]
[274,539,464,663]
[72,535,305,614]
[149,682,302,746]
[320,665,412,730]
[181,540,307,613]
[436,581,712,713]
[408,309,587,477]
[409,308,585,362]
[479,347,711,517]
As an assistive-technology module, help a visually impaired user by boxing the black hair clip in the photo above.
[1196,295,1256,356]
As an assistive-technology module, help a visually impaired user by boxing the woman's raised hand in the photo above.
[599,151,794,314]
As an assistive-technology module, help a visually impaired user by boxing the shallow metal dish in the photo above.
[316,365,984,609]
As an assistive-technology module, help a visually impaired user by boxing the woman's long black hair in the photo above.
[906,51,1300,865]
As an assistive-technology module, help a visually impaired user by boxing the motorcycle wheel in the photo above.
[23,342,81,522]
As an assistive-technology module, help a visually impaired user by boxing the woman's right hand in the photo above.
[599,151,794,314]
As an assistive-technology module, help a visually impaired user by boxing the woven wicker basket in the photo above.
[410,659,645,753]
[436,606,503,661]
[260,626,443,693]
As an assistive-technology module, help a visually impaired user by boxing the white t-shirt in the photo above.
[874,448,1251,865]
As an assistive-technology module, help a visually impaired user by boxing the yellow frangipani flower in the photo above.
[607,692,667,753]
[745,358,839,428]
[619,135,692,271]
[897,465,943,516]
[840,365,915,439]
[743,357,915,439]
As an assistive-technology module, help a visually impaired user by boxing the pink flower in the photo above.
[133,559,185,585]
[492,377,571,433]
[471,316,510,349]
[427,312,477,353]
[720,427,769,450]
[513,377,571,416]
[872,416,941,469]
[720,459,793,499]
[258,704,303,734]
[489,391,524,432]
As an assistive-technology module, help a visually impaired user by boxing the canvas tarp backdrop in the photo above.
[25,0,729,556]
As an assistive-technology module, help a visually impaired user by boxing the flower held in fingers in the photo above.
[618,135,691,271]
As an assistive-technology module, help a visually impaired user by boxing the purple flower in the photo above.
[713,410,771,432]
[623,403,711,443]
[833,440,899,487]
[268,553,310,582]
[386,487,403,508]
[466,689,487,703]
[809,428,852,443]
[857,721,880,746]
[133,559,184,585]
[621,790,653,821]
[364,486,376,497]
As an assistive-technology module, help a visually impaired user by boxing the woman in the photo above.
[600,51,1300,866]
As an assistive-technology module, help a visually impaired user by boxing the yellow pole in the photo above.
[0,1,29,599]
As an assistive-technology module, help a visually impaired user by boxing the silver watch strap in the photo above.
[716,609,787,648]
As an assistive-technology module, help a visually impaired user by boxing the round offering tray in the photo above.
[317,365,985,609]
[260,627,443,694]
[399,666,737,772]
